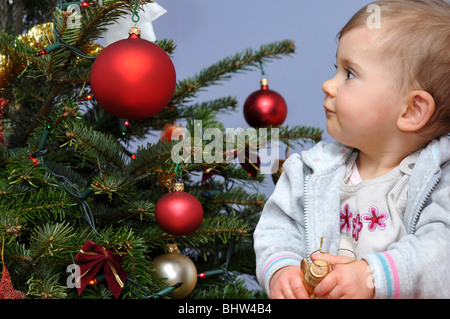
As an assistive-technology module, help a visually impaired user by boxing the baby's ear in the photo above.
[397,90,435,132]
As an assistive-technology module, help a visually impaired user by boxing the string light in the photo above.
[28,125,99,235]
[197,269,225,278]
[61,1,95,10]
[120,119,131,142]
[88,273,105,286]
[35,42,62,56]
[80,182,99,200]
[126,277,184,299]
[151,282,183,298]
[35,1,97,60]
[36,123,52,151]
[28,155,39,165]
[77,94,92,101]
[202,190,220,198]
[81,1,95,8]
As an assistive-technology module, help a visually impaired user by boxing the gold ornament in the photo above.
[1,22,103,91]
[152,245,198,299]
[0,23,54,91]
[173,182,184,192]
[129,26,141,36]
[17,22,55,48]
[300,258,331,298]
[300,237,357,298]
[0,54,25,92]
[80,42,103,57]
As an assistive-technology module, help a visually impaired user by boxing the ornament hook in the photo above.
[131,1,141,24]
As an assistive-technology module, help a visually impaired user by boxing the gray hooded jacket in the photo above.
[254,135,450,298]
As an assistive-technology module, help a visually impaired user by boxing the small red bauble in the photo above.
[155,183,203,236]
[160,123,183,142]
[243,78,287,127]
[90,29,176,120]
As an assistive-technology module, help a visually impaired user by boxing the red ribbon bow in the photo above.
[75,240,127,299]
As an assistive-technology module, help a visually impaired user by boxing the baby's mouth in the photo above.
[323,105,336,113]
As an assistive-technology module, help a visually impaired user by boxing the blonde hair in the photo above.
[339,0,450,138]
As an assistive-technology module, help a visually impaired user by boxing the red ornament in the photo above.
[90,28,176,120]
[155,183,203,236]
[160,123,183,142]
[243,78,287,127]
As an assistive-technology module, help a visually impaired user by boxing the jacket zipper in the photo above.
[304,174,312,259]
[410,170,441,234]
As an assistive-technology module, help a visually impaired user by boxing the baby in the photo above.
[254,0,450,299]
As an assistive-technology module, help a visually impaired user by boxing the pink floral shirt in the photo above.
[338,157,411,257]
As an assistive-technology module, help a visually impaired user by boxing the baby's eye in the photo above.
[345,68,356,80]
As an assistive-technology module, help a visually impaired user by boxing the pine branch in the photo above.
[0,30,46,70]
[172,39,296,105]
[26,272,69,299]
[91,173,137,201]
[154,38,176,55]
[142,215,249,251]
[29,222,76,262]
[27,84,61,137]
[61,122,129,172]
[133,96,239,134]
[126,140,175,177]
[70,0,155,49]
[279,125,323,147]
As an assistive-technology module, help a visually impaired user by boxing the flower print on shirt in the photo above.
[362,205,387,231]
[340,204,353,233]
[352,214,363,241]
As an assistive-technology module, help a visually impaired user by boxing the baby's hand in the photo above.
[269,265,309,299]
[311,253,375,299]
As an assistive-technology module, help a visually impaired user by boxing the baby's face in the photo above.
[322,27,407,151]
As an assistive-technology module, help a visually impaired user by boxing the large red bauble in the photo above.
[243,80,287,127]
[90,33,176,119]
[155,191,203,236]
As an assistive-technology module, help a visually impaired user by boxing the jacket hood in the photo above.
[301,141,352,174]
[430,135,450,167]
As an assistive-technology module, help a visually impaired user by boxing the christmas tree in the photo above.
[0,0,322,299]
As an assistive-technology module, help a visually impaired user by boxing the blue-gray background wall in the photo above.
[147,0,372,196]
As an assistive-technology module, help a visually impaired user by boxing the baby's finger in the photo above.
[313,272,339,298]
[291,278,309,299]
[311,253,352,265]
